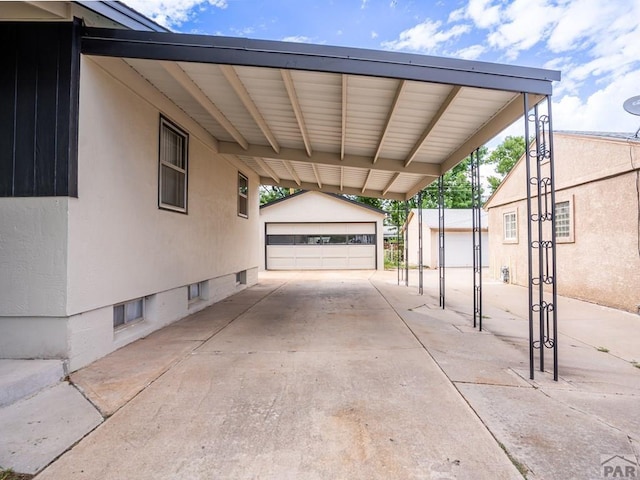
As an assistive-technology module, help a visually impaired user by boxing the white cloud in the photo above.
[123,0,227,29]
[486,0,562,59]
[553,70,640,132]
[453,44,485,60]
[381,20,470,53]
[282,35,312,43]
[465,0,501,28]
[371,31,379,39]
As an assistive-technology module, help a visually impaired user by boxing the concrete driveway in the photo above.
[36,271,522,479]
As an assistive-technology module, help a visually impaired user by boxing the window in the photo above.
[503,211,517,242]
[188,283,201,302]
[238,172,248,218]
[159,116,188,213]
[555,200,573,242]
[266,234,376,245]
[113,298,144,329]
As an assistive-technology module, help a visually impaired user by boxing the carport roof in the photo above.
[81,23,560,201]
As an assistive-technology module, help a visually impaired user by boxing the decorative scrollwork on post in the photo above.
[471,149,482,330]
[524,95,559,381]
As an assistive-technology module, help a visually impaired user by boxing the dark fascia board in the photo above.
[260,190,386,216]
[75,1,169,32]
[81,27,560,95]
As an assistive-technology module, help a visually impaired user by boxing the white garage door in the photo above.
[438,231,489,267]
[266,222,377,270]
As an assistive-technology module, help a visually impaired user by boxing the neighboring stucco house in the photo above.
[259,191,385,270]
[405,209,488,268]
[485,131,640,313]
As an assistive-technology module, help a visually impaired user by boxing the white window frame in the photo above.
[555,197,574,243]
[238,172,248,218]
[503,210,518,243]
[159,116,189,213]
[113,298,144,329]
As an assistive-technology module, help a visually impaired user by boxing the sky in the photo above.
[122,0,640,142]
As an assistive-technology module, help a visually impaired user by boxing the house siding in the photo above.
[486,133,640,312]
[0,53,261,370]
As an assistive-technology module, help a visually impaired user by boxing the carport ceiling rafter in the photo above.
[82,27,560,200]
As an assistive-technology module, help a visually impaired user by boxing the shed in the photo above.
[405,209,488,268]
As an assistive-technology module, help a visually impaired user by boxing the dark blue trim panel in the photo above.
[0,20,80,197]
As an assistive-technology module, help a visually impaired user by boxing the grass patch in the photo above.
[0,468,34,480]
[497,442,528,478]
[596,346,609,353]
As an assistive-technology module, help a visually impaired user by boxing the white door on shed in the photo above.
[266,222,376,270]
[436,231,489,267]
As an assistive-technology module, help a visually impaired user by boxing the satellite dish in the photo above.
[623,95,640,116]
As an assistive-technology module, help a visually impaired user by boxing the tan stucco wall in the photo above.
[68,57,260,314]
[0,56,262,367]
[486,133,640,312]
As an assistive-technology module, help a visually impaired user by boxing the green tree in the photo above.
[345,195,385,210]
[384,147,488,226]
[484,135,525,193]
[259,186,297,205]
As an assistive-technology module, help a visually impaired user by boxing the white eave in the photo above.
[79,21,560,200]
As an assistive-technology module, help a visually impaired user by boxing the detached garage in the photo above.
[260,191,386,270]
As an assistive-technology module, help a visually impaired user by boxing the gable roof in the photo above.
[555,131,640,143]
[260,190,386,216]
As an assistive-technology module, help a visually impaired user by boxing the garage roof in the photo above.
[81,25,560,201]
[261,190,386,215]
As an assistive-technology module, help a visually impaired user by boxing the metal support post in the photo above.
[438,175,445,308]
[418,190,423,295]
[404,201,409,286]
[524,94,559,381]
[471,149,483,330]
[396,200,401,285]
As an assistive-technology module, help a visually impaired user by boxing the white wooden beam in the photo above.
[341,74,348,161]
[219,64,280,153]
[382,172,401,196]
[311,163,322,188]
[281,160,301,186]
[281,69,312,157]
[405,93,543,199]
[361,169,374,193]
[373,79,406,164]
[161,61,248,150]
[254,157,280,183]
[404,85,462,167]
[218,142,440,176]
[260,177,405,201]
